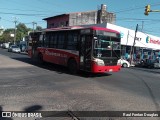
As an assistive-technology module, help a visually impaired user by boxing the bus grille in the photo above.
[103,58,118,66]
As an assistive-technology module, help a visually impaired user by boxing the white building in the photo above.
[106,23,160,50]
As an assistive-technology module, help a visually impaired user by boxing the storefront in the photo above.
[106,23,160,62]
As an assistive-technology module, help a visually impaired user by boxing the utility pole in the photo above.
[32,22,37,32]
[142,21,144,32]
[130,24,138,65]
[13,17,18,45]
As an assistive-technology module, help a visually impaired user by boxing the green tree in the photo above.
[16,23,28,41]
[0,29,14,43]
[36,26,43,31]
[0,23,43,43]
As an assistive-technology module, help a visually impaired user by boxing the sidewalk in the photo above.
[0,54,33,68]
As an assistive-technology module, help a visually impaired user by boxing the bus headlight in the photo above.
[117,59,121,65]
[93,58,105,66]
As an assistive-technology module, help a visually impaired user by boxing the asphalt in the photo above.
[1,52,160,120]
[130,66,160,74]
[0,53,160,74]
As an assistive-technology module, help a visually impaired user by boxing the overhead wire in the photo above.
[0,11,47,17]
[0,0,65,18]
[0,7,50,13]
[1,1,160,34]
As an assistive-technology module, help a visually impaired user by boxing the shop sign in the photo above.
[135,37,142,41]
[146,36,160,45]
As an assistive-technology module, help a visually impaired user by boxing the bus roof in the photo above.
[44,26,120,34]
[91,26,120,34]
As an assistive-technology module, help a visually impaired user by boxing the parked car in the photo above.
[2,42,10,49]
[118,58,130,68]
[19,41,27,52]
[138,59,155,68]
[154,58,160,68]
[8,45,21,53]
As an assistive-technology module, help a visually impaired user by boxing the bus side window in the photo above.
[57,33,65,49]
[74,34,78,50]
[44,34,49,47]
[50,33,57,48]
[39,34,44,47]
[67,33,78,50]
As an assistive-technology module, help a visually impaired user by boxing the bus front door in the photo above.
[80,35,92,72]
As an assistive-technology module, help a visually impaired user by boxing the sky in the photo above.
[0,0,160,36]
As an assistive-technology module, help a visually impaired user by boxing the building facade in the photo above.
[43,4,116,28]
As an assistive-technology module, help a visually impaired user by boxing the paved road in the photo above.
[0,48,160,120]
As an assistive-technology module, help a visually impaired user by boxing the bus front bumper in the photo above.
[92,64,121,73]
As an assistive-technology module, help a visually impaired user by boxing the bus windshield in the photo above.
[93,35,121,58]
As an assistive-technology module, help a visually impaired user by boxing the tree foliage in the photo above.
[36,26,43,31]
[0,23,43,43]
[0,28,14,43]
[16,23,29,41]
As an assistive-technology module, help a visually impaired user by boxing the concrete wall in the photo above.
[69,11,97,26]
[47,15,69,28]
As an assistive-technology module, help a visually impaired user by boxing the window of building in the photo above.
[66,21,69,26]
[60,22,64,27]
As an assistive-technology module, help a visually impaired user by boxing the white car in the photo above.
[8,45,21,53]
[154,59,160,68]
[118,58,130,68]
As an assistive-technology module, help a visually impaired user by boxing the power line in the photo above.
[0,11,47,17]
[0,18,13,23]
[0,7,65,15]
[117,17,160,22]
[3,0,66,15]
[0,7,49,13]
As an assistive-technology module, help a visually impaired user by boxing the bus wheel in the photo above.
[68,59,78,74]
[38,53,44,64]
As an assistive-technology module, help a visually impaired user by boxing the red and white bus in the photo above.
[27,26,121,74]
